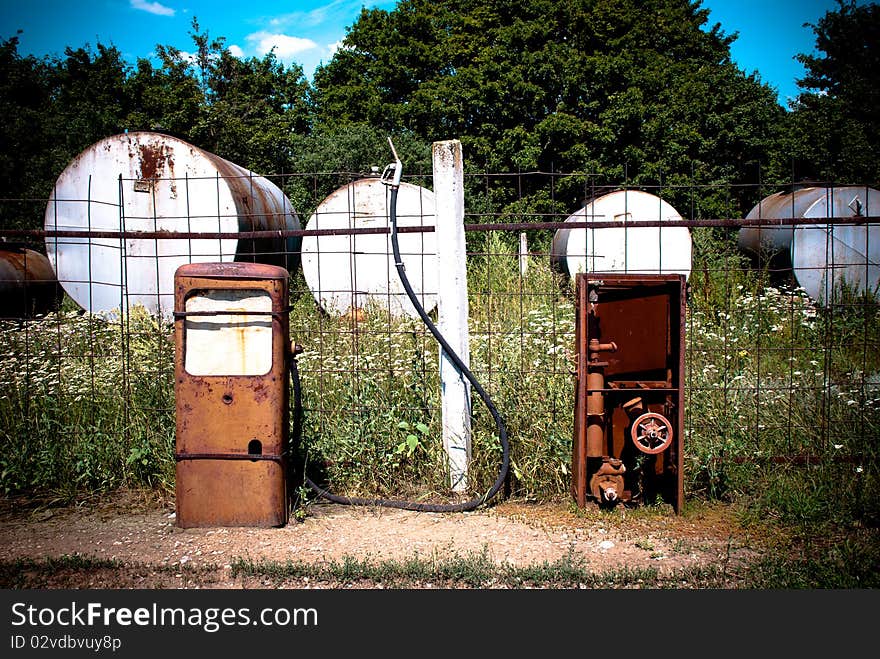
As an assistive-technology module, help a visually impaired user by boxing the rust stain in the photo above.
[206,154,295,270]
[138,142,171,181]
[252,381,270,404]
[166,148,177,198]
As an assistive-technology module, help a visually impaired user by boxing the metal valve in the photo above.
[630,412,673,454]
[589,457,626,504]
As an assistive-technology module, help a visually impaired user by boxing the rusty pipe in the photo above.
[585,337,616,457]
[589,339,618,355]
[586,371,606,457]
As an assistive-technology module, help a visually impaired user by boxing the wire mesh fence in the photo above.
[1,168,877,508]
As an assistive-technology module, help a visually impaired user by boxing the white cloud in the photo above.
[176,51,197,65]
[130,0,175,17]
[228,45,245,58]
[246,31,318,60]
[268,1,396,30]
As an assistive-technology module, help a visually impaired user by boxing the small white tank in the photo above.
[44,131,301,319]
[738,186,877,261]
[300,178,437,319]
[302,178,438,318]
[738,186,880,304]
[550,189,692,279]
[792,220,880,304]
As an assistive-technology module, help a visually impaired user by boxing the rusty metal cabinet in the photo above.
[174,262,291,527]
[571,273,686,512]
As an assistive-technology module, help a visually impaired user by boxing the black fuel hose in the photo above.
[293,180,510,512]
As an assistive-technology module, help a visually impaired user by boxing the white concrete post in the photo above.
[519,232,529,277]
[432,140,471,492]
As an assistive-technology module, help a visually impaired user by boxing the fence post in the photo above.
[432,139,471,492]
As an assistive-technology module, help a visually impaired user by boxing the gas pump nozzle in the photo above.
[381,137,402,188]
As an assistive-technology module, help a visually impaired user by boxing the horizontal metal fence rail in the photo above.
[3,214,879,240]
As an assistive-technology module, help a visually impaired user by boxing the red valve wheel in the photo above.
[630,412,673,454]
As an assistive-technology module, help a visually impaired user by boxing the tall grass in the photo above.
[0,305,175,497]
[0,230,877,537]
[291,233,575,501]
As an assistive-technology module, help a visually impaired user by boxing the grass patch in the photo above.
[229,549,734,589]
[734,537,880,589]
[0,226,877,562]
[230,535,879,589]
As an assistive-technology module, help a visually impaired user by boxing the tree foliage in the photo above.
[0,2,876,234]
[780,0,880,184]
[0,19,313,233]
[312,0,785,216]
[0,35,55,232]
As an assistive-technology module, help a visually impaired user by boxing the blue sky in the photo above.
[0,1,862,108]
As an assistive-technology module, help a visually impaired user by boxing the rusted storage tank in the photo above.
[738,186,880,304]
[44,132,301,319]
[301,177,437,319]
[551,190,692,280]
[0,244,63,318]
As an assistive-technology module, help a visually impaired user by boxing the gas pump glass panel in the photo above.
[183,289,273,376]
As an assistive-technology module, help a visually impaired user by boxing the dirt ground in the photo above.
[0,488,765,588]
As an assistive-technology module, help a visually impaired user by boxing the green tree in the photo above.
[124,45,205,140]
[313,0,784,217]
[780,0,880,184]
[0,36,53,233]
[195,49,312,176]
[133,18,314,176]
[0,17,317,234]
[284,124,432,217]
[45,44,130,158]
[0,37,132,234]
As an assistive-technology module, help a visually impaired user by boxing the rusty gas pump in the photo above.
[173,262,293,528]
[571,274,685,512]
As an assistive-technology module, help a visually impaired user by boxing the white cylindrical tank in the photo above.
[791,221,880,305]
[737,186,880,304]
[550,189,692,279]
[738,186,877,261]
[44,131,301,319]
[300,178,437,319]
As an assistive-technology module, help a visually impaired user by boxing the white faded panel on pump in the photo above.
[301,178,437,318]
[183,290,273,376]
[790,189,880,304]
[550,189,692,279]
[44,131,300,319]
